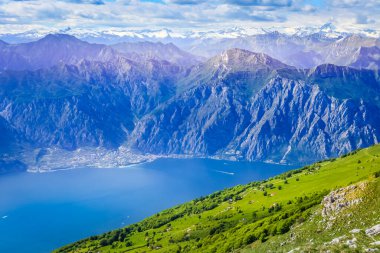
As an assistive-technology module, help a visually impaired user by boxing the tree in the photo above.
[99,239,108,247]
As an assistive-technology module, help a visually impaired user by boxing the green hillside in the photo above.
[55,145,380,253]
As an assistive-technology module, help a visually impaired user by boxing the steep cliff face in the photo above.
[0,116,26,174]
[129,50,380,164]
[0,116,17,153]
[0,58,180,150]
[130,76,380,164]
[235,79,379,162]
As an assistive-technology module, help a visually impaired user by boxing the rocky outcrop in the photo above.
[321,182,367,227]
[366,224,380,236]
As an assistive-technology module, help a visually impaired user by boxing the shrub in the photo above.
[99,239,108,247]
[244,234,257,244]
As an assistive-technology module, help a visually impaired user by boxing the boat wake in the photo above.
[214,170,235,176]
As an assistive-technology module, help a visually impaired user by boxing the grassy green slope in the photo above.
[55,145,380,253]
[242,177,380,252]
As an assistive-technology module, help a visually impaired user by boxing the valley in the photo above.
[0,18,379,253]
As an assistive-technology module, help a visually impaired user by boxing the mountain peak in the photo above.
[319,22,336,33]
[211,48,291,70]
[221,48,266,60]
[39,33,84,44]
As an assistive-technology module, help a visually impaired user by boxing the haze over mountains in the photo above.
[0,30,379,172]
[2,23,380,69]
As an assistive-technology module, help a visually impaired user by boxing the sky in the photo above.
[0,0,379,34]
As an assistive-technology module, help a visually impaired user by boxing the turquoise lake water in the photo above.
[0,158,296,253]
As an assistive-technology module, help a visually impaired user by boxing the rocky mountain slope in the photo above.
[0,34,200,71]
[182,32,380,69]
[0,34,111,71]
[111,41,203,67]
[0,58,181,150]
[130,49,380,164]
[54,145,380,253]
[0,36,380,170]
[350,46,380,70]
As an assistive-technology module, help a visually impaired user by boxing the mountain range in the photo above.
[2,24,380,69]
[0,33,379,172]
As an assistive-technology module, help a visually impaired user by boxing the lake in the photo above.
[0,158,296,253]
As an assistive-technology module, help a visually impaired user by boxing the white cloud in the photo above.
[0,0,378,35]
[355,14,375,25]
[225,0,292,7]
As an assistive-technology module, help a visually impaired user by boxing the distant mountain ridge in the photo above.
[0,35,379,171]
[0,34,109,70]
[209,49,291,70]
[1,23,378,43]
[350,46,380,69]
[111,41,203,68]
[1,24,379,70]
[0,34,201,71]
[184,33,380,69]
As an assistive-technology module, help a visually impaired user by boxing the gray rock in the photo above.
[346,237,357,248]
[350,229,361,234]
[365,249,378,252]
[366,225,380,236]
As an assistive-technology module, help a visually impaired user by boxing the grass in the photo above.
[55,145,380,253]
[242,178,380,252]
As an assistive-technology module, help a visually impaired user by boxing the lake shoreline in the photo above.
[15,146,299,174]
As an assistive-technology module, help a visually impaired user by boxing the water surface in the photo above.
[0,158,296,253]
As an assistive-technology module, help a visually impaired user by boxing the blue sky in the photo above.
[0,0,378,34]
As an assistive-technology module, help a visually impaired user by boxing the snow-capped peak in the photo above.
[0,24,378,44]
[319,22,336,33]
[291,22,346,39]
